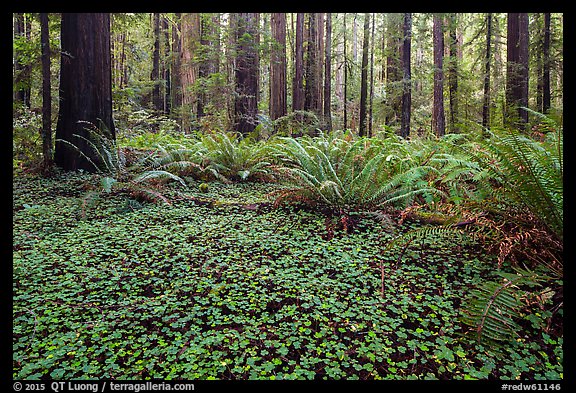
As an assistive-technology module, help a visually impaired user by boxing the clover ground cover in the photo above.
[13,173,562,380]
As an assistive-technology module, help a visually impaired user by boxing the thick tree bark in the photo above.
[292,13,305,113]
[432,14,445,137]
[518,13,529,125]
[304,13,322,116]
[323,13,332,131]
[368,13,375,136]
[400,13,412,139]
[180,13,200,132]
[316,13,325,118]
[171,13,182,110]
[234,13,260,136]
[359,13,370,137]
[506,13,529,129]
[40,13,52,170]
[151,13,162,113]
[54,13,115,172]
[343,13,348,130]
[270,13,287,121]
[543,13,551,113]
[482,13,492,130]
[448,13,459,133]
[385,13,402,125]
[162,15,171,114]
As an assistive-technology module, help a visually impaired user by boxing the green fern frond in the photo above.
[460,268,544,343]
[133,170,187,188]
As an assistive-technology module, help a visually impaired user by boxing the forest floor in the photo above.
[12,171,563,381]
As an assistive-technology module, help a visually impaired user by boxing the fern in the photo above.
[200,133,273,182]
[450,124,563,242]
[139,143,204,178]
[270,134,443,213]
[58,123,187,217]
[460,268,545,343]
[133,170,187,188]
[56,121,126,176]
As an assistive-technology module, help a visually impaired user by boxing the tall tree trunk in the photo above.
[323,13,332,131]
[316,13,325,119]
[400,13,412,139]
[162,15,171,114]
[234,13,260,136]
[171,13,182,110]
[226,14,238,127]
[180,13,200,132]
[304,13,321,115]
[448,13,459,133]
[543,12,551,114]
[518,13,529,126]
[368,13,375,136]
[40,12,52,170]
[120,32,127,88]
[432,14,445,137]
[385,13,402,125]
[197,14,209,120]
[270,13,287,121]
[292,13,305,113]
[506,13,529,129]
[359,13,370,137]
[343,13,348,130]
[151,13,162,114]
[482,13,492,130]
[535,13,543,114]
[54,13,115,172]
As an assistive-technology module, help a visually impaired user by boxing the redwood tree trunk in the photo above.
[358,13,370,137]
[385,13,402,125]
[180,13,200,132]
[292,13,305,113]
[518,13,529,126]
[448,13,459,133]
[482,13,492,129]
[304,13,321,115]
[323,13,332,130]
[54,13,115,172]
[270,13,287,121]
[506,12,529,129]
[151,13,162,113]
[162,15,171,114]
[40,12,52,169]
[432,14,445,137]
[543,13,551,113]
[234,13,260,136]
[171,13,182,110]
[400,13,412,139]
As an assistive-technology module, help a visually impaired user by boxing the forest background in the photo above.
[13,12,563,165]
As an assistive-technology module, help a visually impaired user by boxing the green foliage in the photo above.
[268,132,443,213]
[13,105,43,171]
[459,268,548,344]
[482,123,562,241]
[57,123,187,187]
[126,131,274,183]
[55,121,127,177]
[13,173,562,380]
[199,133,273,182]
[269,110,323,137]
